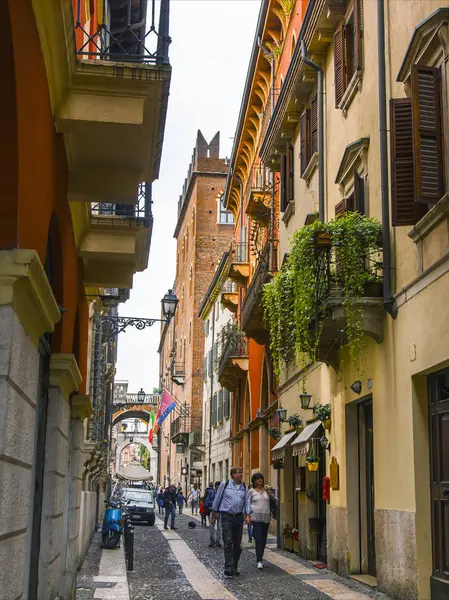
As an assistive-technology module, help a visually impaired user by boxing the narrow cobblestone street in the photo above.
[76,514,394,600]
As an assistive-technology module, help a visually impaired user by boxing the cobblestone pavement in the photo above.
[78,515,395,600]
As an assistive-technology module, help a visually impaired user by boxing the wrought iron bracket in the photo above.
[101,315,168,338]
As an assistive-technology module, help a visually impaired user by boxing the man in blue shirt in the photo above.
[210,466,251,577]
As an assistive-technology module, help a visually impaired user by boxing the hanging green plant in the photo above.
[314,403,331,421]
[268,427,282,440]
[287,414,303,428]
[262,212,382,376]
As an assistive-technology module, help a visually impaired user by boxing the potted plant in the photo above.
[268,427,281,440]
[283,523,293,550]
[287,414,303,430]
[314,403,331,430]
[314,232,333,248]
[272,458,284,470]
[306,455,320,472]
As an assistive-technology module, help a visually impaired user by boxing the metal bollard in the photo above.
[127,526,134,572]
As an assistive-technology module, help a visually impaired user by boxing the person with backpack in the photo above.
[210,467,250,578]
[206,481,222,547]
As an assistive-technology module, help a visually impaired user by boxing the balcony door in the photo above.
[429,370,449,599]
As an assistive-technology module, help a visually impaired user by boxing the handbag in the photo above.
[268,491,278,520]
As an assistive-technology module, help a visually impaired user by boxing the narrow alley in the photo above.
[76,515,393,600]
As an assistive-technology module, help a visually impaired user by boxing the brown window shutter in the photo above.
[280,153,288,212]
[412,66,444,204]
[390,98,424,226]
[345,192,355,212]
[353,0,363,71]
[288,144,294,203]
[335,200,345,218]
[300,110,308,175]
[311,97,318,156]
[334,26,345,106]
[344,23,354,88]
[354,171,365,214]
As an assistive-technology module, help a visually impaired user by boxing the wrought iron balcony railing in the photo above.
[170,415,202,441]
[218,330,248,381]
[232,242,249,263]
[75,0,171,64]
[91,182,153,226]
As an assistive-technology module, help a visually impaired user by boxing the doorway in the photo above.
[429,369,449,599]
[358,398,376,576]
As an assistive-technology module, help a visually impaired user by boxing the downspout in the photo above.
[377,0,397,318]
[301,41,324,223]
[208,303,216,484]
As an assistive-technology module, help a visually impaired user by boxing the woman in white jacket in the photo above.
[248,472,277,569]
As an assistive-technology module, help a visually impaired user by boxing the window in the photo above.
[223,388,230,419]
[335,171,365,217]
[391,66,445,226]
[189,265,193,296]
[280,143,294,212]
[205,319,210,336]
[334,0,362,107]
[204,354,208,381]
[300,97,318,176]
[218,389,223,423]
[211,393,217,427]
[219,195,234,224]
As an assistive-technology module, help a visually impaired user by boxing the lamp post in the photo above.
[276,408,287,423]
[137,388,146,403]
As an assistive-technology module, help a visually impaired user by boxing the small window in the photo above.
[335,171,365,217]
[219,195,234,224]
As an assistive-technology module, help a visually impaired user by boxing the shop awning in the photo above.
[116,465,153,481]
[271,430,298,460]
[291,421,322,457]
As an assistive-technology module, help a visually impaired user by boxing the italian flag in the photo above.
[148,411,156,444]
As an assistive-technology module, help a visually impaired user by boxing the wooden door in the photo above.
[364,401,376,576]
[429,370,449,599]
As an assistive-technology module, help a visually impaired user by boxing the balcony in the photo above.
[77,183,153,288]
[245,165,272,226]
[241,241,278,344]
[33,0,171,208]
[228,243,250,286]
[171,362,186,386]
[170,415,202,445]
[218,329,249,392]
[221,280,239,313]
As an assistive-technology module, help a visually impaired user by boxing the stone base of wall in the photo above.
[327,505,349,576]
[375,508,418,600]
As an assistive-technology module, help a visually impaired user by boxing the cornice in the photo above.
[71,394,93,421]
[0,249,60,347]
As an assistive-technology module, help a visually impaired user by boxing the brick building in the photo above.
[158,131,234,488]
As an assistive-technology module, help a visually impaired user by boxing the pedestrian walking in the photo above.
[189,485,200,515]
[163,484,177,530]
[177,491,186,515]
[206,481,222,548]
[210,466,250,578]
[157,490,165,515]
[248,472,277,570]
[200,497,207,525]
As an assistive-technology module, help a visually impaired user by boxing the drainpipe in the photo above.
[377,0,397,318]
[301,41,324,223]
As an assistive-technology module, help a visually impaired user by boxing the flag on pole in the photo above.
[156,390,176,427]
[148,411,156,444]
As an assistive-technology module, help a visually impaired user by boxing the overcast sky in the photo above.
[116,1,261,394]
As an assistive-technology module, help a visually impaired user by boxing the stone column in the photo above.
[0,250,60,600]
[38,354,81,600]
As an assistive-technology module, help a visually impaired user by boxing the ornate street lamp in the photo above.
[276,408,288,422]
[101,287,178,338]
[162,289,178,321]
[137,388,146,403]
[299,393,312,410]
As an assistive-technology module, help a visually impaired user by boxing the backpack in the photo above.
[204,488,216,509]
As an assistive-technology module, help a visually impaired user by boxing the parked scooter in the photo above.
[101,499,127,549]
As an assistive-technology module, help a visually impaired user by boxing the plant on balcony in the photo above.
[268,427,282,440]
[314,403,331,429]
[287,414,303,428]
[262,212,382,375]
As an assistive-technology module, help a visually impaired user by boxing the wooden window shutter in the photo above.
[280,153,288,212]
[300,110,309,175]
[345,192,355,212]
[412,66,444,204]
[390,98,424,226]
[335,200,345,218]
[344,23,353,88]
[334,26,345,106]
[354,172,365,214]
[311,97,318,156]
[353,0,363,71]
[288,144,294,203]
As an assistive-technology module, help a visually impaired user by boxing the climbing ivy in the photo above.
[262,212,382,376]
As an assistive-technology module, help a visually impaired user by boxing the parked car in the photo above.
[122,488,155,525]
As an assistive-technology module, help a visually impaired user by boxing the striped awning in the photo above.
[291,421,322,457]
[271,430,298,460]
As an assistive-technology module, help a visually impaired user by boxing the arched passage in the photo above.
[112,407,156,428]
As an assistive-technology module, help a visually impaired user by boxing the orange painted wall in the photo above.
[2,0,89,392]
